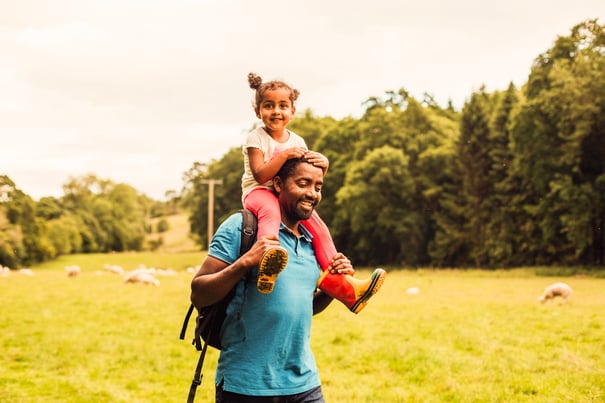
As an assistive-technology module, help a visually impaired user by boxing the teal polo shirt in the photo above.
[208,212,321,396]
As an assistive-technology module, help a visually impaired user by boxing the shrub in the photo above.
[156,218,170,233]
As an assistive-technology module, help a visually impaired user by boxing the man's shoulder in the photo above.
[217,211,244,232]
[209,212,246,263]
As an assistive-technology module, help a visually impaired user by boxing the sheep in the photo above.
[154,268,176,276]
[17,268,35,276]
[65,265,81,277]
[103,264,125,275]
[123,268,146,281]
[537,282,573,304]
[124,269,160,286]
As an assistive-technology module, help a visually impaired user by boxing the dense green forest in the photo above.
[2,20,603,269]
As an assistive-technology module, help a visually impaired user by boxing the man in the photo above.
[191,156,354,402]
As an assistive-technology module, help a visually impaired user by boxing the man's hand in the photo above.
[328,252,355,275]
[240,234,281,268]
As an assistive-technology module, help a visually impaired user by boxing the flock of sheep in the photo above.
[67,263,194,286]
[1,263,196,286]
[2,264,575,303]
[1,266,35,277]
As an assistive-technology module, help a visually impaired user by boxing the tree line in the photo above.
[184,20,605,268]
[2,20,603,269]
[0,174,172,268]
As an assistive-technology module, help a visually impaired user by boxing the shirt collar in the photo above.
[279,221,313,242]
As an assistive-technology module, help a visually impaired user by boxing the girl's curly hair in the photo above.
[247,72,300,113]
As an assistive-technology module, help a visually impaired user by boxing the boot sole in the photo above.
[351,268,386,314]
[257,247,288,294]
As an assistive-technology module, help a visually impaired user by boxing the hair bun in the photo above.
[248,72,262,90]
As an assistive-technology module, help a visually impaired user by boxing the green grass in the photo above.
[1,256,604,402]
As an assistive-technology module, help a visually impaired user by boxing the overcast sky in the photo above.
[2,1,604,200]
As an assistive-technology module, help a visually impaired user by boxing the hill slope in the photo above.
[146,213,200,253]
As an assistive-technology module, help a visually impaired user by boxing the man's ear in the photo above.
[273,176,282,194]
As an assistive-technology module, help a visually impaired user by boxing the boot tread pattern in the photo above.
[257,247,288,294]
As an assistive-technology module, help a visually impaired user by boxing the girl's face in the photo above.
[256,88,296,135]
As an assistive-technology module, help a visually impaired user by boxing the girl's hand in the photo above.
[304,151,329,172]
[280,147,307,160]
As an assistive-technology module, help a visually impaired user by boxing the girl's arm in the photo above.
[248,146,307,184]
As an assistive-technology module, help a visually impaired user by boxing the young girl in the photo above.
[242,72,385,313]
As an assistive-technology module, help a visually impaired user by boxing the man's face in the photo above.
[274,162,323,225]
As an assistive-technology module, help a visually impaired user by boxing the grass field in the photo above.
[1,254,604,402]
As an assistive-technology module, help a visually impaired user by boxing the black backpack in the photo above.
[179,208,257,403]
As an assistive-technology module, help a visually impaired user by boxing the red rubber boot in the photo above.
[317,268,386,313]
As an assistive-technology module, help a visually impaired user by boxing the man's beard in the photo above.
[294,198,316,221]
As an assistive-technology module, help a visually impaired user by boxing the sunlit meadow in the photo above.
[1,253,604,402]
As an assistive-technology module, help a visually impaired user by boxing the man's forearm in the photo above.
[190,258,251,308]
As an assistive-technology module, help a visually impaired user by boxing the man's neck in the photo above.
[282,220,301,237]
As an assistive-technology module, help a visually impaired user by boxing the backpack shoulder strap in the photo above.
[239,208,257,288]
[239,208,257,255]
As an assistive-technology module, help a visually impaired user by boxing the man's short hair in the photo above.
[276,156,312,181]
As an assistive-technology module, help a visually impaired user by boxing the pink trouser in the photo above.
[244,188,336,270]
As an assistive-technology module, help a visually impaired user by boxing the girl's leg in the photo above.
[303,211,386,314]
[301,211,337,270]
[244,188,287,294]
[244,188,281,240]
